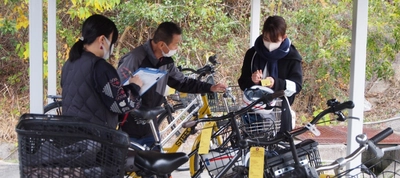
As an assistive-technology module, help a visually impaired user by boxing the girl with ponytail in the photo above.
[61,14,142,129]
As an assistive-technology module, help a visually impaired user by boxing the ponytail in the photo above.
[68,40,85,62]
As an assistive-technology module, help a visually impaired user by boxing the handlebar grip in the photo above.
[370,127,393,144]
[197,65,213,75]
[332,101,355,112]
[260,90,285,104]
[268,90,285,100]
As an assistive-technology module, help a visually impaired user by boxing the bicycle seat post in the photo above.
[148,119,161,147]
[130,107,165,150]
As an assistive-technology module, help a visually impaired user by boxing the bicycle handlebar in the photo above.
[182,90,285,128]
[223,87,236,103]
[329,100,355,113]
[315,127,393,172]
[180,65,214,80]
[311,100,354,124]
[179,55,219,80]
[242,100,354,146]
[370,127,393,144]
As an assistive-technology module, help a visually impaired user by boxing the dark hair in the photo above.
[68,14,119,61]
[262,16,287,42]
[152,22,182,45]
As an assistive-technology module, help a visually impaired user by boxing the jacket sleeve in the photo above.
[94,61,141,114]
[238,48,257,91]
[117,51,141,83]
[272,46,303,105]
[166,63,213,93]
[272,60,303,92]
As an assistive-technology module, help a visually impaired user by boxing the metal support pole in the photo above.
[347,0,369,174]
[47,0,57,104]
[29,0,43,113]
[250,0,261,47]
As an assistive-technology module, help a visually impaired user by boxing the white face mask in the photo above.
[263,40,282,52]
[102,37,114,59]
[162,43,177,57]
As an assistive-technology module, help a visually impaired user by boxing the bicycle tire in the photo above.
[191,142,202,177]
[43,101,62,115]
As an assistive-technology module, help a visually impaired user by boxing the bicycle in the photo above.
[154,56,242,173]
[182,90,361,177]
[41,54,241,174]
[315,128,399,177]
[43,95,62,115]
[15,111,189,178]
[157,55,241,151]
[243,126,398,177]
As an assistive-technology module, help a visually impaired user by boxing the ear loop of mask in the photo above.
[102,36,112,59]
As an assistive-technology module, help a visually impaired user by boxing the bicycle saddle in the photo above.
[130,106,165,122]
[134,150,188,175]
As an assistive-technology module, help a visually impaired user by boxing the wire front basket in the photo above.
[16,114,129,178]
[240,106,282,139]
[264,139,322,178]
[169,91,201,108]
[200,147,242,178]
[208,86,242,113]
[166,72,202,108]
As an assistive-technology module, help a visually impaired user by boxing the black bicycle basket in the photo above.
[264,139,322,177]
[16,113,130,178]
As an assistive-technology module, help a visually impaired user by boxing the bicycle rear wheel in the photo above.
[43,101,62,115]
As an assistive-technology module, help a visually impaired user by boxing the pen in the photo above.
[128,71,135,78]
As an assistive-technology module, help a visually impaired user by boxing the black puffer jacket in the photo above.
[62,51,141,129]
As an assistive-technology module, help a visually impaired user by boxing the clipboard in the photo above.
[123,67,167,96]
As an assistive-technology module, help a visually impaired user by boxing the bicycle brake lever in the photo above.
[335,111,346,121]
[223,88,236,102]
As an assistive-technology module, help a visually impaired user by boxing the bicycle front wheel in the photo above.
[190,120,240,178]
[43,101,62,115]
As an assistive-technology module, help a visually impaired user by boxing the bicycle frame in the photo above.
[159,92,222,152]
[160,93,205,151]
[189,113,244,178]
[183,97,356,178]
[157,90,227,176]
